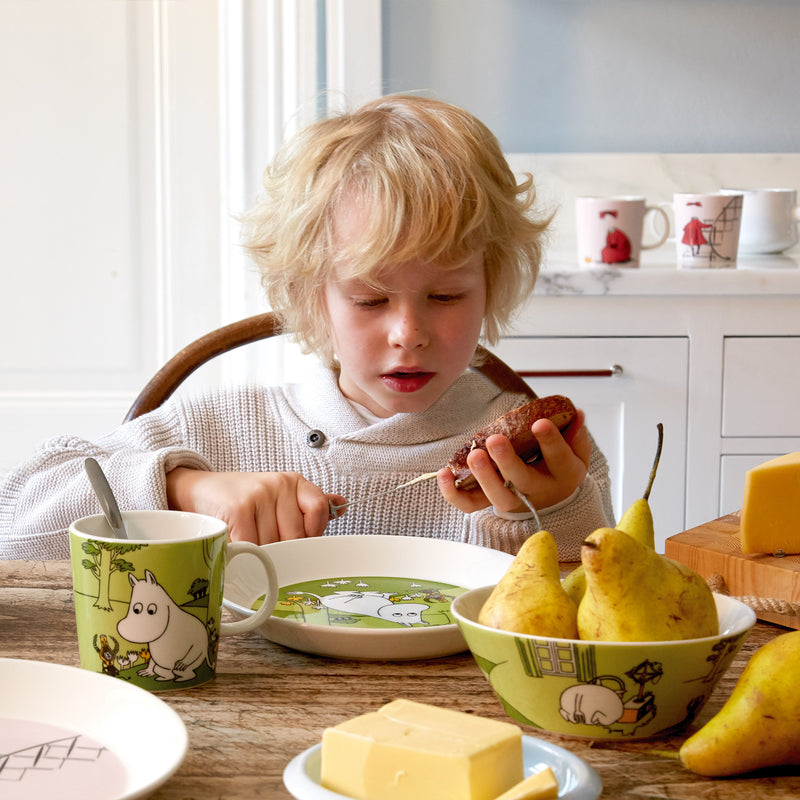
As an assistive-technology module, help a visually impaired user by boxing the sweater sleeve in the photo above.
[0,403,212,560]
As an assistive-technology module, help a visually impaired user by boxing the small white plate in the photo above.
[283,734,602,800]
[224,535,513,660]
[0,658,187,800]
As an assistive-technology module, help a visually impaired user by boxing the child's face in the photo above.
[324,252,487,418]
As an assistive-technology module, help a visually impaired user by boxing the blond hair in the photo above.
[240,94,550,366]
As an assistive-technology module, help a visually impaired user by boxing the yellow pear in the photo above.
[577,527,718,642]
[561,564,587,607]
[680,630,800,776]
[615,421,663,548]
[478,530,578,638]
[562,424,663,606]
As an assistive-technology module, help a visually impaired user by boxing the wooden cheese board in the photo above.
[665,511,800,630]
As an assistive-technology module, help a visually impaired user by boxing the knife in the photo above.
[328,472,439,518]
[328,472,541,530]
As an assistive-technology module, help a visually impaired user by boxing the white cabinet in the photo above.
[494,337,688,553]
[502,274,800,543]
[718,336,800,515]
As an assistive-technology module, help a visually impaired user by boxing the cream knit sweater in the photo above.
[0,365,614,561]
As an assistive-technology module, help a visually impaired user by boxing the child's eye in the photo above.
[430,293,464,303]
[352,297,387,308]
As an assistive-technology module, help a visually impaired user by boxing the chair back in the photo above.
[124,311,534,422]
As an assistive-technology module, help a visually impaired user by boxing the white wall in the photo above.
[382,0,800,153]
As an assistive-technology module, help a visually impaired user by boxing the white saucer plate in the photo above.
[283,734,603,800]
[224,534,513,660]
[0,658,187,800]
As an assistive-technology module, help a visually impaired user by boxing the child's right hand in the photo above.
[165,467,346,545]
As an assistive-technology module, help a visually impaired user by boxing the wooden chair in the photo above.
[124,311,534,422]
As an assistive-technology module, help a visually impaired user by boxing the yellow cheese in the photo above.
[493,767,559,800]
[740,452,800,555]
[320,699,523,800]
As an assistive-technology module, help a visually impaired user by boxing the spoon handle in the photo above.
[84,457,128,539]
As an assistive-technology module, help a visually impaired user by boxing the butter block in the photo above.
[740,452,800,555]
[494,767,559,800]
[320,698,523,800]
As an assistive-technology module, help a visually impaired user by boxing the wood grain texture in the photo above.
[665,512,800,629]
[2,559,799,799]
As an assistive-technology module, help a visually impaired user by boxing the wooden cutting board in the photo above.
[665,511,800,630]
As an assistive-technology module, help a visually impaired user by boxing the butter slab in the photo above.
[320,698,524,800]
[493,766,559,800]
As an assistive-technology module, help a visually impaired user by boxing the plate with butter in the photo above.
[223,535,513,660]
[283,699,602,799]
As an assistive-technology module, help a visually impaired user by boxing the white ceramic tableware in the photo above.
[665,192,743,268]
[0,657,187,800]
[282,734,602,800]
[576,195,669,268]
[223,534,514,660]
[721,187,800,254]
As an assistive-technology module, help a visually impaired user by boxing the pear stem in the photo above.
[643,423,664,502]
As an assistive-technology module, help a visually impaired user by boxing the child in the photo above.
[0,94,614,561]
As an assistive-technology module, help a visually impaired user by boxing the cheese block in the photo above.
[493,766,559,800]
[320,698,523,800]
[740,452,800,555]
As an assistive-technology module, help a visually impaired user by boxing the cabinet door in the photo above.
[493,337,689,552]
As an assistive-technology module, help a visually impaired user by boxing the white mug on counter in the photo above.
[721,188,800,254]
[575,196,669,268]
[664,192,744,268]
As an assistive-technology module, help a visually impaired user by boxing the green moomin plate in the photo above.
[223,535,513,660]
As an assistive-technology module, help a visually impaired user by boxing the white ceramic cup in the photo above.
[664,192,743,268]
[721,188,800,254]
[576,196,669,268]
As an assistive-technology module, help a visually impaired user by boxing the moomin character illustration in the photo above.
[559,660,662,731]
[117,569,210,682]
[599,210,632,265]
[682,201,713,256]
[302,590,430,626]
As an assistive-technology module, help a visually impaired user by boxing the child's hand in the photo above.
[166,467,347,545]
[438,410,592,516]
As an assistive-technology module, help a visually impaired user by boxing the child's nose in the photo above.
[388,307,429,350]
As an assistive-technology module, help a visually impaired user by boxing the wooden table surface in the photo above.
[2,559,799,799]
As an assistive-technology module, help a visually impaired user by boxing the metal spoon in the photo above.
[84,457,128,539]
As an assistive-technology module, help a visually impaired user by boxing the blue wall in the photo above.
[382,0,800,153]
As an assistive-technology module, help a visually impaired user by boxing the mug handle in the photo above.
[219,541,278,636]
[642,205,670,249]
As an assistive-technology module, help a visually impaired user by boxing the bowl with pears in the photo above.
[452,425,756,740]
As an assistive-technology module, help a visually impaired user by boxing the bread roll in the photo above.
[448,395,577,490]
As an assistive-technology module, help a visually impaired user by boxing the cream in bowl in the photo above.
[451,587,755,740]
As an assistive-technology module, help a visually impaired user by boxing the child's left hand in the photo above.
[437,410,592,516]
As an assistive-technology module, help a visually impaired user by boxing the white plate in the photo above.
[0,658,187,800]
[224,535,513,660]
[283,734,602,800]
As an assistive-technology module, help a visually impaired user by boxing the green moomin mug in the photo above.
[69,510,277,691]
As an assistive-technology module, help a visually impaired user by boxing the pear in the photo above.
[616,422,663,549]
[560,562,587,607]
[577,527,718,642]
[680,630,800,776]
[563,423,664,605]
[479,530,578,638]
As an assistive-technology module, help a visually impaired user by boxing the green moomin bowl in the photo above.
[451,586,755,740]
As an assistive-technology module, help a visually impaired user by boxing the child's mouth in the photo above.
[381,371,435,393]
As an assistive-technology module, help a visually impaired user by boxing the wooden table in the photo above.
[2,559,799,799]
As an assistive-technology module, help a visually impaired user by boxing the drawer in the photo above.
[722,337,800,437]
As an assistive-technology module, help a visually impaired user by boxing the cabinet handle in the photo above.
[517,364,623,379]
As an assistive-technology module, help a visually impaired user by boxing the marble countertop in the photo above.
[537,252,800,296]
[505,152,800,297]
